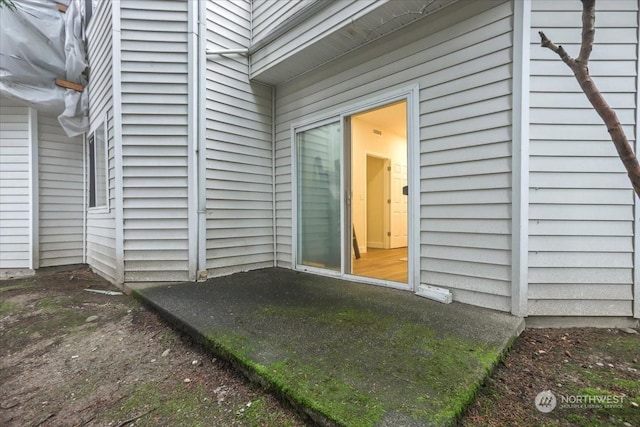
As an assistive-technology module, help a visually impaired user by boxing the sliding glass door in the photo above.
[296,121,342,271]
[293,94,413,290]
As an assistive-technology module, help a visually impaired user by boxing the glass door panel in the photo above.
[296,122,342,271]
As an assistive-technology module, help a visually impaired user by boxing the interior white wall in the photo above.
[351,115,407,251]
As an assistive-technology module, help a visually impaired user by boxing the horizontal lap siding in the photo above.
[205,1,274,276]
[120,1,190,282]
[527,0,638,317]
[419,1,513,312]
[37,114,84,267]
[275,0,513,312]
[86,107,117,281]
[0,98,30,271]
[251,0,316,44]
[86,1,117,282]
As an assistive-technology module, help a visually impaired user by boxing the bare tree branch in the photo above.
[539,0,640,197]
[578,0,595,65]
[538,31,575,68]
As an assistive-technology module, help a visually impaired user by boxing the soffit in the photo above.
[249,0,459,85]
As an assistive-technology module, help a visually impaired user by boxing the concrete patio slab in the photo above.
[132,268,524,426]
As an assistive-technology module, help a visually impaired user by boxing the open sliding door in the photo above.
[347,101,408,285]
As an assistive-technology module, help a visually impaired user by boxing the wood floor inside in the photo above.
[352,247,407,283]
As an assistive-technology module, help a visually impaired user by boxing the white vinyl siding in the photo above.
[86,0,117,282]
[88,1,113,124]
[250,0,381,82]
[205,0,274,276]
[418,1,513,312]
[86,108,117,281]
[120,0,190,283]
[37,114,84,267]
[275,0,513,311]
[527,0,637,317]
[0,98,31,272]
[251,0,316,44]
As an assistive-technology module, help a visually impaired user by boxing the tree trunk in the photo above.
[539,0,640,198]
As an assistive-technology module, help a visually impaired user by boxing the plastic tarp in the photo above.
[0,0,88,137]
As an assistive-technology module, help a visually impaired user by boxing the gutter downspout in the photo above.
[196,0,208,281]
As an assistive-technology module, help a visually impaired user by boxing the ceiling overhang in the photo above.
[249,0,459,85]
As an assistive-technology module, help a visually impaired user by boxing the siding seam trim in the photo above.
[29,108,39,270]
[272,85,277,266]
[634,3,639,319]
[511,0,530,317]
[82,125,87,264]
[112,2,125,284]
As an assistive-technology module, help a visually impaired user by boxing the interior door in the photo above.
[390,162,408,248]
[366,156,390,249]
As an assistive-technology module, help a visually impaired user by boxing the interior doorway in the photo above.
[349,101,408,283]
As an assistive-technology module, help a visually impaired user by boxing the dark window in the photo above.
[88,122,107,208]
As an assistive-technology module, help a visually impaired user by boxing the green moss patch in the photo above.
[235,396,299,427]
[0,300,17,314]
[204,302,502,426]
[103,382,220,427]
[0,283,35,293]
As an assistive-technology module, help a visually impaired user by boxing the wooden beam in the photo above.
[55,78,84,92]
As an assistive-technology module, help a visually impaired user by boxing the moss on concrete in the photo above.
[137,269,522,426]
[203,302,502,426]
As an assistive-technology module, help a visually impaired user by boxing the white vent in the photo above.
[416,284,452,304]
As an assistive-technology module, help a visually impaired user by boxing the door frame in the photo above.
[291,84,420,292]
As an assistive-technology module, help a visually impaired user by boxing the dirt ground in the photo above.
[0,267,306,427]
[462,324,640,426]
[1,266,639,427]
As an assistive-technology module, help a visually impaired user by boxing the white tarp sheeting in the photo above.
[0,0,88,137]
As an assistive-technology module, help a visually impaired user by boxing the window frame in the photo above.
[87,118,108,211]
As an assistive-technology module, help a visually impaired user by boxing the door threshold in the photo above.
[343,273,411,291]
